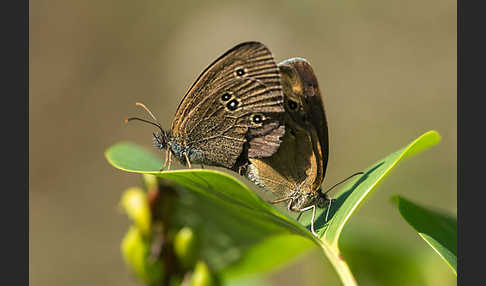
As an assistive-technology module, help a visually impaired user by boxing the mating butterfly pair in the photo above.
[127,42,360,236]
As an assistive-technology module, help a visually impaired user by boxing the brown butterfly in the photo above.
[244,58,361,236]
[127,42,286,172]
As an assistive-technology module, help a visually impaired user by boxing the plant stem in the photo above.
[319,240,357,286]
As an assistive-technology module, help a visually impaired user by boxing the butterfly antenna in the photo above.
[323,171,364,195]
[135,102,160,125]
[125,117,164,133]
[125,102,164,133]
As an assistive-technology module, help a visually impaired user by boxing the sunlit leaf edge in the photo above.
[321,130,441,248]
[393,195,457,275]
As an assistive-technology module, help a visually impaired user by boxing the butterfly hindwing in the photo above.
[245,57,328,203]
[287,58,329,182]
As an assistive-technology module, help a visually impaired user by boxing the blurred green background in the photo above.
[29,0,456,285]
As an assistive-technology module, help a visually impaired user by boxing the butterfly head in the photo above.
[286,189,317,210]
[316,189,330,209]
[126,102,169,150]
[152,131,169,150]
[288,187,330,209]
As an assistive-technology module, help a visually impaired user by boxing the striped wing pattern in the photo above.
[169,42,285,169]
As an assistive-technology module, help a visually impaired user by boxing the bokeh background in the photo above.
[30,0,456,285]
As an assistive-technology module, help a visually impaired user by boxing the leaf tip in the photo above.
[424,130,442,144]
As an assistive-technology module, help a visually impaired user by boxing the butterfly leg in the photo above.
[267,197,295,212]
[325,198,334,222]
[167,152,172,171]
[237,162,249,176]
[296,212,303,222]
[287,198,293,211]
[268,197,292,206]
[161,149,169,171]
[184,153,192,168]
[297,205,317,237]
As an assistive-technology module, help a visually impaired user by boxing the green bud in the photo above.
[174,227,200,269]
[190,261,215,286]
[121,226,164,284]
[120,187,151,236]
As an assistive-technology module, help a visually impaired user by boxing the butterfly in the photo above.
[244,58,361,236]
[127,42,286,173]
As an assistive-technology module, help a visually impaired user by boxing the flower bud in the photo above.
[174,227,200,269]
[190,261,215,286]
[121,226,164,284]
[120,187,151,235]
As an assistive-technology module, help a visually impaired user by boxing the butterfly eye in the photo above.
[288,99,298,110]
[226,99,239,111]
[221,92,232,101]
[235,68,245,76]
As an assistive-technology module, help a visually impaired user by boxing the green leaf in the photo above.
[105,130,441,285]
[393,195,457,275]
[221,234,316,279]
[106,143,321,279]
[320,130,442,248]
[105,141,163,172]
[340,227,443,286]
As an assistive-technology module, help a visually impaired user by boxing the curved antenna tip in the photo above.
[133,102,159,124]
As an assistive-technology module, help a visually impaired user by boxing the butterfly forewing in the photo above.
[181,77,284,169]
[169,42,285,169]
[171,42,283,133]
